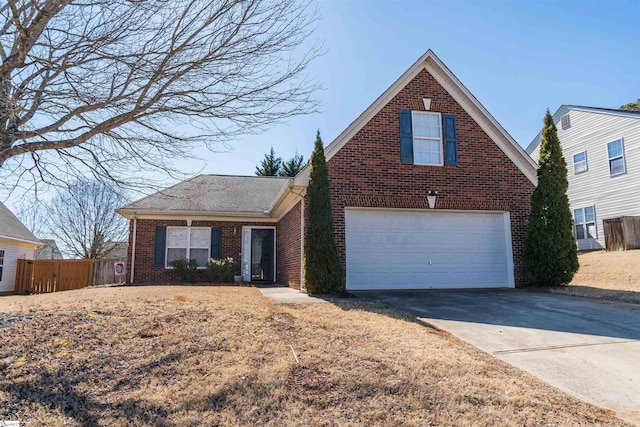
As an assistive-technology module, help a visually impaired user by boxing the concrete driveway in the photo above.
[351,289,640,425]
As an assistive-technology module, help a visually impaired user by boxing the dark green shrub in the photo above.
[303,130,342,294]
[169,258,198,283]
[206,257,238,283]
[523,110,579,286]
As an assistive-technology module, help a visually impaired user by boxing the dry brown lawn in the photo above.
[0,286,629,426]
[550,250,640,304]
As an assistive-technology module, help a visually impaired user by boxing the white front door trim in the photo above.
[241,226,277,282]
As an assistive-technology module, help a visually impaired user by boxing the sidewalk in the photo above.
[256,285,328,304]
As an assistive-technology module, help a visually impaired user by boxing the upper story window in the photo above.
[166,227,211,268]
[573,151,588,174]
[561,114,571,129]
[574,206,596,240]
[0,249,4,281]
[607,139,626,177]
[412,111,442,166]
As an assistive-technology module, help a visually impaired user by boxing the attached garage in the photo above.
[345,209,514,290]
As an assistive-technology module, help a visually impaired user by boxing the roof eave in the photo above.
[0,235,43,246]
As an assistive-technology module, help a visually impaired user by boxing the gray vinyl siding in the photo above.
[528,107,640,251]
[0,239,36,293]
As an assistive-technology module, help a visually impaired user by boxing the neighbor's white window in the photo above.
[0,249,4,281]
[412,111,442,166]
[573,151,588,174]
[166,227,210,268]
[607,139,626,176]
[574,206,596,240]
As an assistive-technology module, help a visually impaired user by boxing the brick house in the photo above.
[117,50,537,290]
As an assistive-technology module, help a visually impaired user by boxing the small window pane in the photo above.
[190,228,210,248]
[607,140,622,158]
[167,228,188,247]
[574,225,585,240]
[584,206,595,222]
[190,248,209,267]
[573,152,586,163]
[574,209,584,224]
[586,223,597,239]
[414,139,441,165]
[167,248,187,264]
[412,112,441,138]
[610,157,625,176]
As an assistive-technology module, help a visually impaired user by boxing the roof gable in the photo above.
[0,202,41,245]
[294,49,538,186]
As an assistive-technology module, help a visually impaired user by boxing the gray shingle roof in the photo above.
[119,175,292,215]
[0,202,41,244]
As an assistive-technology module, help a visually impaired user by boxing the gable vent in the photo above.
[561,114,571,129]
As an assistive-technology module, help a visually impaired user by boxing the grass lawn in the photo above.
[549,250,640,304]
[0,286,628,426]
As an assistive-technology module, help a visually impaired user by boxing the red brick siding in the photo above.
[326,68,534,287]
[128,219,274,284]
[276,200,302,289]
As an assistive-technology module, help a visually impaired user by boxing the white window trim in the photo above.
[412,111,443,166]
[165,226,211,269]
[0,249,4,282]
[574,206,597,240]
[573,151,588,174]
[607,138,626,177]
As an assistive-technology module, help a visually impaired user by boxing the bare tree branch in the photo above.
[0,0,322,195]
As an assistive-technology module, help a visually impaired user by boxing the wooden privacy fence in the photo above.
[15,258,126,295]
[603,216,640,252]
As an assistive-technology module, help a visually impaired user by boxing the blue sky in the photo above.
[200,0,639,177]
[4,0,639,211]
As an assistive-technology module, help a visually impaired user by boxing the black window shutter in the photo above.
[154,226,166,267]
[399,110,414,163]
[443,114,458,166]
[211,228,222,259]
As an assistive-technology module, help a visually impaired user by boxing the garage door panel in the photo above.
[345,209,513,290]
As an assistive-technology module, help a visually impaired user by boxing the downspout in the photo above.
[130,214,137,284]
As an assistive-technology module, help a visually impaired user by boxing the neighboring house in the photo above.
[526,105,640,251]
[35,239,64,260]
[0,202,42,293]
[103,241,129,259]
[117,50,537,291]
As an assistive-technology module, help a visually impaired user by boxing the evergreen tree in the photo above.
[620,98,640,113]
[280,152,307,177]
[304,131,342,293]
[255,147,282,176]
[523,110,579,285]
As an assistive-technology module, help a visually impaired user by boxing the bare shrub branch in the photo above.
[0,0,321,195]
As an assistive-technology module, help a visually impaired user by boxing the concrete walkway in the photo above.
[256,285,328,304]
[352,289,640,426]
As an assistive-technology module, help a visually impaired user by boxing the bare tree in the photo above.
[0,0,321,194]
[45,178,129,258]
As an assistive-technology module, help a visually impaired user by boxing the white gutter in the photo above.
[130,214,137,284]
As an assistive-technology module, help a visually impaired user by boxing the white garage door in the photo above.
[345,209,513,290]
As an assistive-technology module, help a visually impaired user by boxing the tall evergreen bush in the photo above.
[304,131,342,293]
[523,111,579,285]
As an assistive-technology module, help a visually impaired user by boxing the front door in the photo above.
[250,229,275,282]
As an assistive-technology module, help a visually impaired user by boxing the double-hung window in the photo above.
[607,139,626,176]
[573,151,588,174]
[412,111,442,166]
[0,249,4,281]
[573,206,596,240]
[166,227,211,268]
